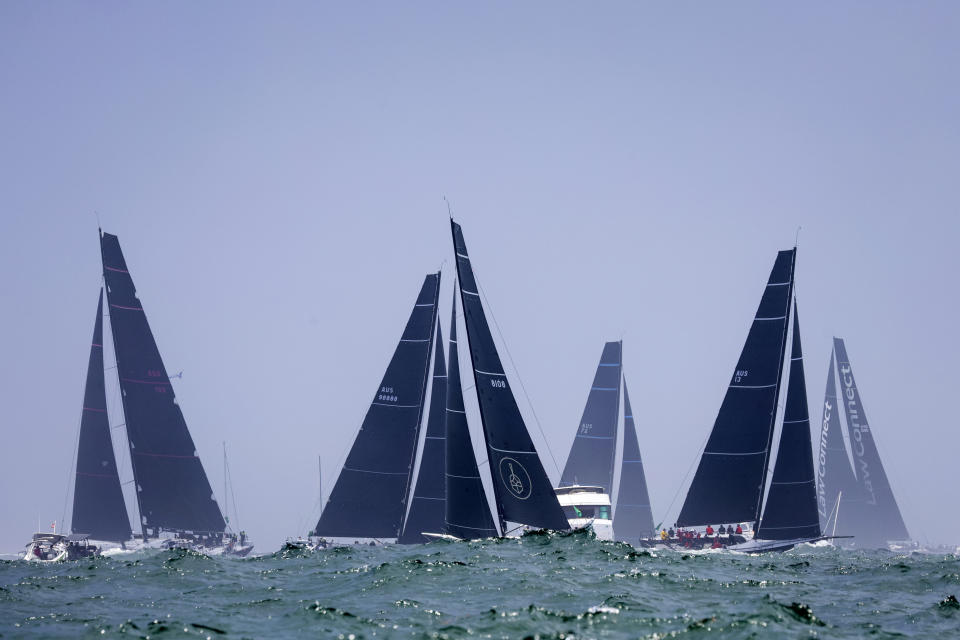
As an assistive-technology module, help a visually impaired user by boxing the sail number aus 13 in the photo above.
[734,370,748,383]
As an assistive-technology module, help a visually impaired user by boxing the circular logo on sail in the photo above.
[498,457,532,500]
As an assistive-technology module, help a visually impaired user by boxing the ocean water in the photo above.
[2,530,958,639]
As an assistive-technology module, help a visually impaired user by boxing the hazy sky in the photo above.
[2,2,958,553]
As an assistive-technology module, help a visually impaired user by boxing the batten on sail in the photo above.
[398,318,449,544]
[450,220,569,532]
[71,289,132,542]
[100,232,225,537]
[560,341,622,495]
[613,380,656,541]
[443,291,499,540]
[316,273,441,539]
[677,249,795,528]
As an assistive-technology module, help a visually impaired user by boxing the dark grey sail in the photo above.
[677,249,795,528]
[444,294,499,540]
[316,273,440,539]
[100,232,225,537]
[450,219,569,531]
[560,341,622,494]
[398,318,448,544]
[71,289,132,542]
[756,305,821,540]
[613,380,655,541]
[815,349,860,535]
[833,338,909,544]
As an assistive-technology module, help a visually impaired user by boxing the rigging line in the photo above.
[61,382,85,534]
[472,268,562,477]
[662,424,713,526]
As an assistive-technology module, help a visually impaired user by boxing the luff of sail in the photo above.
[816,349,860,535]
[613,379,656,541]
[560,341,622,494]
[677,249,795,528]
[756,304,821,540]
[71,289,132,542]
[444,291,499,539]
[450,220,569,531]
[833,338,909,544]
[398,318,448,544]
[316,273,441,539]
[100,232,225,536]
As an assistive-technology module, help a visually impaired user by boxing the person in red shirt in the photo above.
[706,525,714,536]
[735,524,743,535]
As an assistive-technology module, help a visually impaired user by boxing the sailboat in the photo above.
[450,219,569,534]
[314,273,441,542]
[556,342,656,542]
[816,339,909,549]
[676,249,824,553]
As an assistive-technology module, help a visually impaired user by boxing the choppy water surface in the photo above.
[2,531,958,638]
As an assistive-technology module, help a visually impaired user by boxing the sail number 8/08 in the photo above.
[490,379,506,389]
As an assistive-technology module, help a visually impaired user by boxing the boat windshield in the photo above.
[563,505,610,520]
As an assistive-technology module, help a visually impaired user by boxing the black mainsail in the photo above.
[560,341,622,494]
[613,380,655,541]
[444,294,499,540]
[71,289,132,542]
[398,318,448,544]
[833,338,909,544]
[815,349,860,535]
[100,232,225,537]
[677,249,795,528]
[316,273,441,539]
[755,305,821,541]
[450,220,569,531]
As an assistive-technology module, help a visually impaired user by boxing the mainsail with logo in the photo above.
[316,273,441,539]
[101,231,225,537]
[613,380,655,540]
[832,338,909,545]
[815,349,861,535]
[398,318,448,544]
[450,219,569,531]
[560,341,622,494]
[70,289,132,542]
[755,305,821,541]
[677,249,795,528]
[443,294,499,540]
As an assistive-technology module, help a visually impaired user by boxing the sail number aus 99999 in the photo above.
[490,379,506,389]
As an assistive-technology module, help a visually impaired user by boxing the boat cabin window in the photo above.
[563,505,610,520]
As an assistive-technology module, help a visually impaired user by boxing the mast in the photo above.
[315,273,441,538]
[613,378,656,540]
[450,219,569,531]
[756,303,821,540]
[100,231,225,538]
[833,338,909,544]
[398,318,449,543]
[71,289,132,542]
[676,248,795,528]
[444,289,499,539]
[560,341,622,494]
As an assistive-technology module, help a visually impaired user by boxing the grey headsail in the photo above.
[100,232,225,536]
[444,292,499,539]
[398,318,448,544]
[315,273,441,538]
[613,379,656,541]
[450,219,569,531]
[560,341,622,494]
[756,304,821,540]
[71,289,132,542]
[815,349,860,535]
[833,338,909,544]
[677,249,795,528]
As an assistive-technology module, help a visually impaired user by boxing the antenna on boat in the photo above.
[444,195,453,219]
